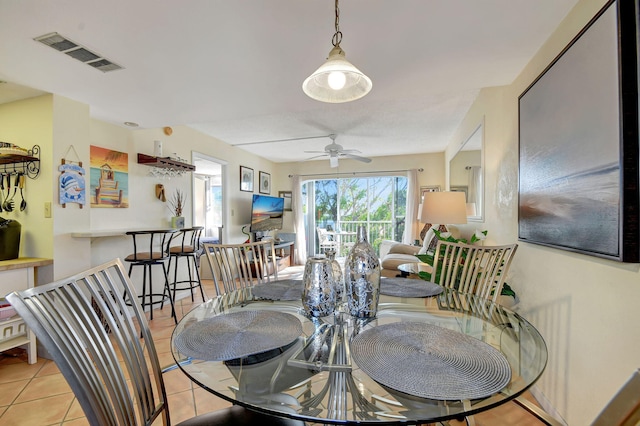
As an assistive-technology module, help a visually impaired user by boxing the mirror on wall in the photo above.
[449,121,483,222]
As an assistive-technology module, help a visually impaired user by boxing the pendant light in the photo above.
[302,0,372,103]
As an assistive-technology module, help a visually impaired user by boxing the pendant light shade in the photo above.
[303,0,372,103]
[303,46,372,103]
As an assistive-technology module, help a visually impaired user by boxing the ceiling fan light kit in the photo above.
[302,0,372,103]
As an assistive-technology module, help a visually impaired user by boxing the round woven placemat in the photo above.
[380,277,443,298]
[174,310,302,361]
[351,321,511,401]
[251,279,303,301]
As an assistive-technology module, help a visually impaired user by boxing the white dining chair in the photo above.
[431,240,518,304]
[5,258,303,426]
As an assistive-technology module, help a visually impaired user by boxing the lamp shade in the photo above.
[420,192,468,225]
[302,46,372,103]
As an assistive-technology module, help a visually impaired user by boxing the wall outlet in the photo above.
[44,202,51,218]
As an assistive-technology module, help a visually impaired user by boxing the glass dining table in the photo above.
[171,283,548,425]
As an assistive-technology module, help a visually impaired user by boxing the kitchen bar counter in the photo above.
[0,257,53,271]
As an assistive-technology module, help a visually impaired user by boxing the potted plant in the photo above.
[415,229,518,307]
[168,189,186,228]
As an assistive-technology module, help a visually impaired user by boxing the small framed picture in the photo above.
[419,185,440,202]
[240,166,253,192]
[259,171,271,194]
[278,190,292,211]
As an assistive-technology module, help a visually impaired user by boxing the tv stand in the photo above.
[249,240,295,277]
[274,240,294,270]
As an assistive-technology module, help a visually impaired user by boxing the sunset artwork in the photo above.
[90,145,129,208]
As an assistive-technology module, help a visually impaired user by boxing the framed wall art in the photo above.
[89,145,128,208]
[518,0,639,262]
[259,171,271,194]
[240,166,253,192]
[278,190,292,211]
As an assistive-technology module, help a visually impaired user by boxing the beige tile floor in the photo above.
[0,266,547,425]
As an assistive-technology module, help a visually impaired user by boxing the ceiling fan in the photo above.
[305,134,372,168]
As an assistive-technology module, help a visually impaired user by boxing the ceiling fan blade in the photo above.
[306,154,328,160]
[340,149,361,154]
[330,156,339,168]
[304,150,327,154]
[342,153,372,163]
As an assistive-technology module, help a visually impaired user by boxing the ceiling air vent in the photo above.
[34,32,123,73]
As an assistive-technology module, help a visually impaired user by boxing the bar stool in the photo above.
[124,229,178,322]
[168,226,206,303]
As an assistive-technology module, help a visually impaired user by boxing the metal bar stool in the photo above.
[168,226,206,303]
[124,229,178,322]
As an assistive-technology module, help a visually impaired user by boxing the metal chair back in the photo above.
[6,259,169,426]
[432,240,518,304]
[203,240,278,295]
[592,369,640,426]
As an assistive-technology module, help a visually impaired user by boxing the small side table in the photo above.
[397,262,432,278]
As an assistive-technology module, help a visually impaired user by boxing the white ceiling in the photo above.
[0,0,579,164]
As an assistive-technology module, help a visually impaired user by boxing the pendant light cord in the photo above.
[332,0,342,47]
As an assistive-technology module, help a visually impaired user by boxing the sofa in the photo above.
[379,226,459,277]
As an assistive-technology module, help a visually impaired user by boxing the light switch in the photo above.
[44,202,51,218]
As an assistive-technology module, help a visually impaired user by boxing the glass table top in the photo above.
[171,286,547,425]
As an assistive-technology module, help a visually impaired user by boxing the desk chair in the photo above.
[6,259,303,426]
[124,229,177,322]
[169,226,205,303]
[203,240,278,296]
[431,240,518,304]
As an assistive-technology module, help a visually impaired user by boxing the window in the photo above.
[303,175,407,255]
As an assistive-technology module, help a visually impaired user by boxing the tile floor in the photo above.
[0,266,547,425]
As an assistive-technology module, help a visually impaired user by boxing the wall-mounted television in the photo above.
[250,194,285,233]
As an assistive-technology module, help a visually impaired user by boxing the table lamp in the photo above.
[420,191,468,234]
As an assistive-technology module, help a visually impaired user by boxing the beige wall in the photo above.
[447,0,634,423]
[0,95,54,260]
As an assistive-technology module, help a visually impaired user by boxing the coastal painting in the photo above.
[90,145,129,208]
[518,0,639,262]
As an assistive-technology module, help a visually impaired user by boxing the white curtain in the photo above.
[292,175,307,264]
[402,169,419,244]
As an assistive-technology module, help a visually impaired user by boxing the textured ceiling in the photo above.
[0,0,579,164]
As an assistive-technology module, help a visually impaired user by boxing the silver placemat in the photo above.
[351,322,511,401]
[174,310,302,361]
[251,279,303,301]
[380,277,443,298]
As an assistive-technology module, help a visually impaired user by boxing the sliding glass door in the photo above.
[303,175,407,256]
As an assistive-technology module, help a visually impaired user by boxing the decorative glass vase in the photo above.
[325,249,344,302]
[302,256,336,318]
[344,225,381,318]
